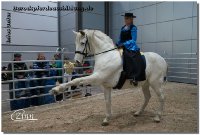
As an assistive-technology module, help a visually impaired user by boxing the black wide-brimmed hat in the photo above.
[121,13,136,18]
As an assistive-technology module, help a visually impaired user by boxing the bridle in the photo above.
[75,33,117,58]
[75,34,91,57]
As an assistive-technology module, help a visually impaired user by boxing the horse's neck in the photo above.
[89,31,115,56]
[87,30,122,75]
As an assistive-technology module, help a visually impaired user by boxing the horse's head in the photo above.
[73,30,90,64]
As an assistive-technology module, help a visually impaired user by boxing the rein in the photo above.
[87,47,118,57]
[75,33,118,57]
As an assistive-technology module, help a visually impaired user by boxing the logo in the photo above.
[11,109,38,121]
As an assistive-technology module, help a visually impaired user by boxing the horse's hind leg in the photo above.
[134,81,151,116]
[150,80,165,122]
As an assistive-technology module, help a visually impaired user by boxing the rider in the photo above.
[116,13,145,86]
[116,13,139,52]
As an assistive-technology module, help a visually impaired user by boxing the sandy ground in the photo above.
[2,82,198,133]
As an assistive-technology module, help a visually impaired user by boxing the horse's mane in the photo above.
[88,29,115,46]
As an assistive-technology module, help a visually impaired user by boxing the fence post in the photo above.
[11,53,15,100]
[61,48,66,101]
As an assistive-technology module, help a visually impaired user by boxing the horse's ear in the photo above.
[72,30,78,35]
[79,30,85,36]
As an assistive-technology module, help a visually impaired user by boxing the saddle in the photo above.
[113,48,146,89]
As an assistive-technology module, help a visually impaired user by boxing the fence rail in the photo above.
[2,66,93,73]
[2,58,94,63]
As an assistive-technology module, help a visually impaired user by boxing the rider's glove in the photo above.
[116,43,124,49]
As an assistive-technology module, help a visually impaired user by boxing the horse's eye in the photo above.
[80,42,85,45]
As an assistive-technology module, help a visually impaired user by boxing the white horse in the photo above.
[50,29,168,126]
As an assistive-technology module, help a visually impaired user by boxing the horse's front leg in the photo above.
[102,87,112,126]
[50,73,100,95]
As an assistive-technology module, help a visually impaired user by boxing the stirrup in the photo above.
[130,79,138,86]
[133,81,138,86]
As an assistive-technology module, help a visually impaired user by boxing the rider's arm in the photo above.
[116,31,122,46]
[116,26,125,46]
[123,27,137,49]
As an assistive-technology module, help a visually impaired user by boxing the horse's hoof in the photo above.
[133,111,141,116]
[101,122,109,126]
[153,116,160,123]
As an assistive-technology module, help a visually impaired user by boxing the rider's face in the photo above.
[124,17,133,25]
[14,56,21,61]
[37,53,45,60]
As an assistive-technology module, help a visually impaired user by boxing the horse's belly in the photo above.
[102,69,147,89]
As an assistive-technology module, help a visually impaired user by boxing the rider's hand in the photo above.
[117,44,124,49]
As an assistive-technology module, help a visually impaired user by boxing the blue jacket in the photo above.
[117,25,140,51]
